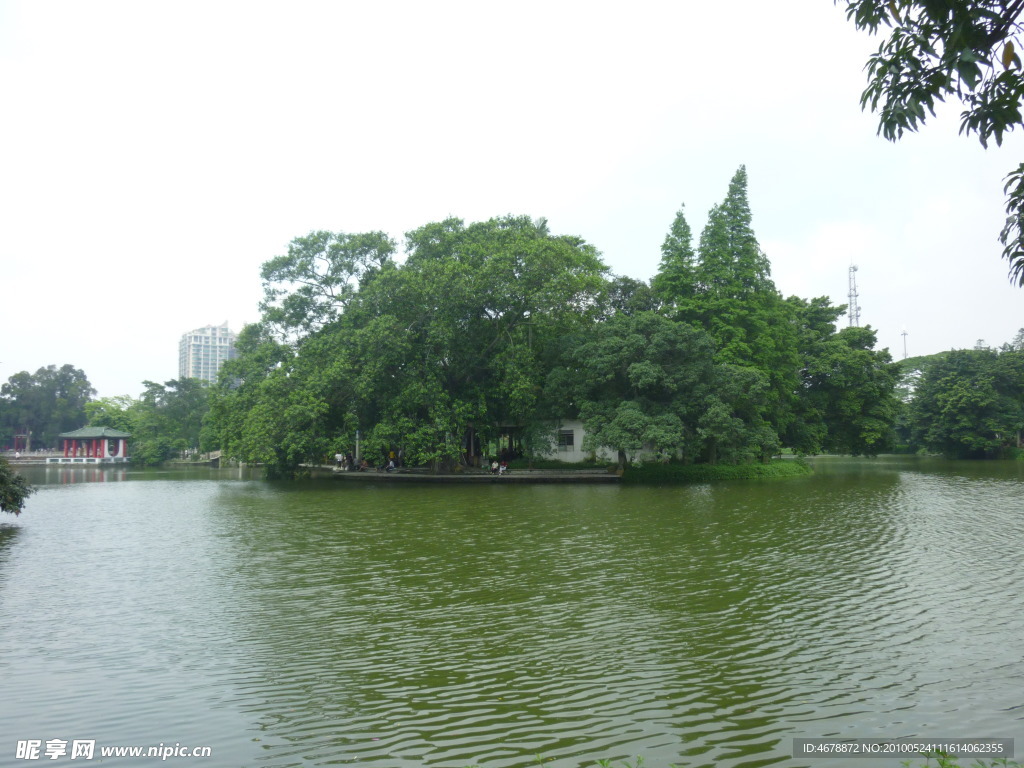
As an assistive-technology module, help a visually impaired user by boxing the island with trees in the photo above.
[193,167,902,478]
[4,167,1024,495]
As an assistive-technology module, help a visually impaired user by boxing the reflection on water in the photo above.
[42,466,130,484]
[0,523,21,570]
[0,460,1021,767]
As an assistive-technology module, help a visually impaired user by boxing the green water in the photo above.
[0,458,1021,767]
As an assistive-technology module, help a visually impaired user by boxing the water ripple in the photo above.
[1,464,1022,766]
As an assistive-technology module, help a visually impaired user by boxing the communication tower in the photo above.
[848,265,861,327]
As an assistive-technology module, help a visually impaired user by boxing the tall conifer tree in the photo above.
[654,166,801,446]
[652,204,697,308]
[695,166,773,299]
[653,167,901,458]
[673,165,785,369]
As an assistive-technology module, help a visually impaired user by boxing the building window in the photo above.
[557,429,575,450]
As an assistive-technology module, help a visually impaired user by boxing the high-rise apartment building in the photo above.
[179,322,237,384]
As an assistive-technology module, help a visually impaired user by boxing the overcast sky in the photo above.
[2,0,1021,398]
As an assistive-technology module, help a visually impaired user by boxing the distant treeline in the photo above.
[896,337,1024,458]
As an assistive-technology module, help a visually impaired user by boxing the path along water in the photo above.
[0,457,1021,768]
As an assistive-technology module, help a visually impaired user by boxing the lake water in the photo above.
[1,458,1022,768]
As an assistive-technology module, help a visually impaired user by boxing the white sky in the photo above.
[1,0,1021,398]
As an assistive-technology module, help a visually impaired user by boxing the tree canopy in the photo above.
[546,312,718,467]
[207,216,609,475]
[839,0,1024,284]
[909,342,1024,456]
[201,169,904,476]
[0,365,95,449]
[85,379,213,466]
[259,229,396,339]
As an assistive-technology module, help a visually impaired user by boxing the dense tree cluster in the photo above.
[0,364,95,450]
[0,368,210,466]
[206,215,608,474]
[201,168,903,476]
[900,333,1024,457]
[0,364,94,514]
[85,379,212,466]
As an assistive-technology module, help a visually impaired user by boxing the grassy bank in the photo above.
[621,458,812,484]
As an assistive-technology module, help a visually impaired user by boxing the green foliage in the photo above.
[208,325,341,476]
[910,345,1024,457]
[647,171,904,460]
[598,274,660,319]
[0,456,33,514]
[899,350,953,376]
[259,229,396,338]
[343,215,606,471]
[208,216,608,476]
[205,322,294,461]
[597,757,646,768]
[84,396,136,433]
[651,203,697,308]
[1002,326,1024,351]
[205,170,903,475]
[693,167,774,302]
[236,377,330,476]
[840,0,1024,284]
[903,752,1022,768]
[87,380,212,466]
[547,311,717,466]
[0,364,96,448]
[664,170,804,435]
[700,364,780,463]
[894,329,1024,456]
[799,325,902,455]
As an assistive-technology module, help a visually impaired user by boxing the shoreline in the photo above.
[326,467,621,484]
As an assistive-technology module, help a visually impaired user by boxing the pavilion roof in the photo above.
[59,426,131,439]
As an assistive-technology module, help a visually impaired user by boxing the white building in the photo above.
[179,322,237,383]
[542,419,617,463]
[541,419,681,465]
